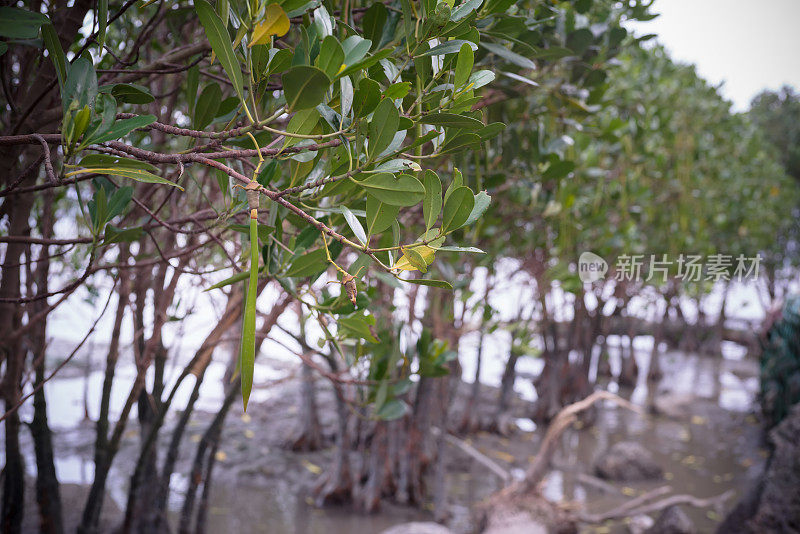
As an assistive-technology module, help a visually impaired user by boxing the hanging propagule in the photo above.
[322,232,362,306]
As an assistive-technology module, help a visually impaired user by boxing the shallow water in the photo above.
[5,340,765,533]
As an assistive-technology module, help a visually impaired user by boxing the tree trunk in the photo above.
[493,344,520,434]
[28,189,63,534]
[0,176,36,534]
[288,355,324,451]
[458,330,485,434]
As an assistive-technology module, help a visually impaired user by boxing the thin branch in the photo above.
[0,281,116,423]
[32,133,57,183]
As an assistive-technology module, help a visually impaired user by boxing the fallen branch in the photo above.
[431,426,512,483]
[576,473,623,495]
[580,489,735,523]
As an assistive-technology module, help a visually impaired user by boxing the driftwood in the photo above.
[475,391,643,534]
[521,391,642,492]
[474,390,733,532]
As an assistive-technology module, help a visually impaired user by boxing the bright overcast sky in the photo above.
[624,0,800,111]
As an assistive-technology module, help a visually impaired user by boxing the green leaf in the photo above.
[543,159,575,179]
[283,108,319,148]
[338,314,379,343]
[436,245,485,253]
[281,65,331,111]
[451,0,482,20]
[204,269,253,291]
[376,398,408,420]
[88,187,108,232]
[454,42,474,88]
[285,0,320,17]
[68,166,184,190]
[442,186,474,232]
[567,28,594,55]
[479,122,506,140]
[257,159,279,187]
[422,170,442,231]
[385,81,411,100]
[481,42,536,70]
[41,23,66,90]
[370,158,418,174]
[186,66,200,103]
[102,224,143,246]
[418,39,477,57]
[109,83,154,105]
[407,278,453,289]
[85,115,156,144]
[63,58,98,114]
[341,206,367,245]
[359,173,425,207]
[82,93,116,141]
[267,48,293,75]
[195,0,246,106]
[0,7,47,39]
[193,83,222,130]
[106,186,133,220]
[463,190,490,226]
[342,35,372,65]
[468,70,496,89]
[444,168,463,204]
[338,48,392,79]
[368,98,399,160]
[362,3,387,50]
[98,0,108,50]
[441,133,481,153]
[353,77,381,117]
[316,35,344,78]
[419,113,483,130]
[75,154,157,172]
[374,380,388,410]
[285,248,329,277]
[365,196,399,235]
